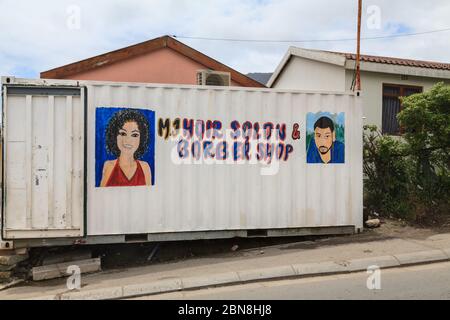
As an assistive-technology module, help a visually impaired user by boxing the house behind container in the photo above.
[41,35,264,88]
[268,47,450,135]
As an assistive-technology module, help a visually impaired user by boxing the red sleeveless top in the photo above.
[106,160,147,187]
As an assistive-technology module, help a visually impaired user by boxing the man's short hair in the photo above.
[314,117,335,132]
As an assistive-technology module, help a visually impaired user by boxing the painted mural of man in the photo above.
[307,116,345,164]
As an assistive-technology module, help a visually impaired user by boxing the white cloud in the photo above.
[0,0,449,77]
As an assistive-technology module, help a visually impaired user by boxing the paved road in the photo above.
[134,261,450,300]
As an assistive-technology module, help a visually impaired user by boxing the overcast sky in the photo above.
[1,0,449,78]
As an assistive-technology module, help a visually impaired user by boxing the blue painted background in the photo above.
[95,107,155,187]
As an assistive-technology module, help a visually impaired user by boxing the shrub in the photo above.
[399,83,450,222]
[363,126,414,219]
[364,83,450,224]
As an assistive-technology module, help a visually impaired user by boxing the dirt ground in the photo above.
[360,217,450,240]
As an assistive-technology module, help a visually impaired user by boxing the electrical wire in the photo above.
[173,27,450,43]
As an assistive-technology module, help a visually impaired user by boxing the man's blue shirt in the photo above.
[307,139,345,164]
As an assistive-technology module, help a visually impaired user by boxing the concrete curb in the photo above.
[25,248,450,300]
[393,250,449,266]
[237,265,296,282]
[183,272,240,290]
[293,261,348,276]
[122,278,183,298]
[443,248,450,259]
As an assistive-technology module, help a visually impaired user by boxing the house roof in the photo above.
[340,52,450,71]
[247,72,273,86]
[40,35,265,87]
[268,47,450,87]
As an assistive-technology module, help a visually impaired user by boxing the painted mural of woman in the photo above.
[100,109,152,187]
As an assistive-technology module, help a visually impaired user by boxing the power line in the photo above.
[173,27,450,43]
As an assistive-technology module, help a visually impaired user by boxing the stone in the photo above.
[0,279,24,291]
[14,248,29,255]
[0,264,14,272]
[0,253,29,266]
[365,219,381,228]
[0,271,12,280]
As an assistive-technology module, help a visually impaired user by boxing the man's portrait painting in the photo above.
[306,112,345,164]
[95,107,155,188]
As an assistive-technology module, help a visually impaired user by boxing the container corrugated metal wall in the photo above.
[1,78,363,241]
[2,85,85,239]
[85,83,363,236]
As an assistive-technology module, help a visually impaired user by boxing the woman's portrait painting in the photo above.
[95,107,155,188]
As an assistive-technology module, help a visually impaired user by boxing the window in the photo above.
[382,84,422,135]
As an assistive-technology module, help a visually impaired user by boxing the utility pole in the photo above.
[355,0,362,92]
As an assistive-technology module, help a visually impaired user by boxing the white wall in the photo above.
[345,71,450,129]
[272,56,346,92]
[272,54,449,130]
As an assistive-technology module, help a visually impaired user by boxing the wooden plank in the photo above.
[32,258,101,281]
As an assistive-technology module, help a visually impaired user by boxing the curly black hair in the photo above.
[105,109,150,160]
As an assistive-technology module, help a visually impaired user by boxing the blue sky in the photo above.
[0,0,449,78]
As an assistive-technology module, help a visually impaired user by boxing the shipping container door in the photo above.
[2,86,85,239]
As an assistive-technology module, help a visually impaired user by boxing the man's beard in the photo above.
[319,146,331,155]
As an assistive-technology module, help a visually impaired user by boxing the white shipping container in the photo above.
[1,77,363,247]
